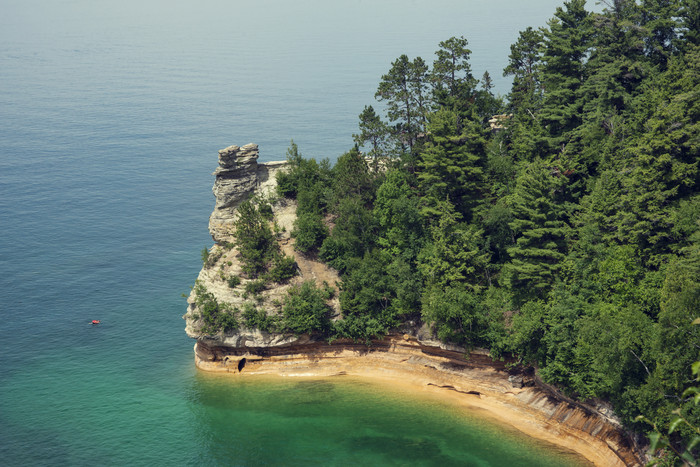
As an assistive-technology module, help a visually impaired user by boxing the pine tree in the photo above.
[353,105,390,165]
[416,109,487,221]
[431,36,478,124]
[614,45,700,266]
[539,0,593,155]
[375,54,430,153]
[503,26,548,161]
[503,159,571,302]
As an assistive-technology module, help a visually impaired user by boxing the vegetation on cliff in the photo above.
[272,0,699,461]
[191,0,699,461]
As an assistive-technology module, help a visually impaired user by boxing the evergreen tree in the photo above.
[503,26,548,161]
[353,105,390,165]
[614,45,700,266]
[503,159,571,302]
[539,0,592,155]
[431,36,478,124]
[375,54,430,153]
[416,109,487,220]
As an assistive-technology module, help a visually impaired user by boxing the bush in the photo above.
[227,275,241,288]
[281,281,331,335]
[241,302,278,333]
[292,212,329,253]
[244,279,267,297]
[193,281,238,334]
[265,255,298,283]
[233,199,278,278]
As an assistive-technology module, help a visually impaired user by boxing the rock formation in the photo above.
[185,144,645,467]
[208,143,288,243]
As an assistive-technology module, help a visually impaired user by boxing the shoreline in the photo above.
[193,335,644,467]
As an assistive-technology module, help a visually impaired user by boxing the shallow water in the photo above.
[2,1,593,465]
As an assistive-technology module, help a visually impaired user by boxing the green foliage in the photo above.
[422,285,485,347]
[241,302,277,333]
[319,196,378,272]
[418,200,489,291]
[374,169,425,259]
[265,255,298,283]
[417,109,487,220]
[503,159,570,302]
[244,279,267,297]
[194,10,700,453]
[226,275,241,288]
[280,281,332,336]
[192,281,238,334]
[233,198,278,278]
[375,54,430,153]
[353,105,390,164]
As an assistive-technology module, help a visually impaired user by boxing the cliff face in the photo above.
[184,143,341,348]
[185,144,644,467]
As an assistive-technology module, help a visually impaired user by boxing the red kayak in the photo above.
[91,320,100,325]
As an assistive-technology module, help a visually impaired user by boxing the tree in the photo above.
[281,281,331,336]
[503,159,570,302]
[375,54,430,153]
[373,169,425,260]
[417,200,489,291]
[431,36,478,124]
[475,71,502,119]
[233,198,278,278]
[416,109,487,220]
[539,0,593,155]
[504,26,544,113]
[614,45,700,266]
[503,27,548,161]
[353,105,390,165]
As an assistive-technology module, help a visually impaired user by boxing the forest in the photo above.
[203,0,700,461]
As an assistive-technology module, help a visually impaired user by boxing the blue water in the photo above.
[1,1,591,465]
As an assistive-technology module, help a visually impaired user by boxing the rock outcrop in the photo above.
[186,144,645,467]
[209,143,288,243]
[185,143,341,347]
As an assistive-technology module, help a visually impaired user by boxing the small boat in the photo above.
[91,320,100,325]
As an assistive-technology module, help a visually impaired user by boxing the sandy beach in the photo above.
[194,336,643,466]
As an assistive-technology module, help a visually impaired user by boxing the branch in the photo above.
[630,349,651,377]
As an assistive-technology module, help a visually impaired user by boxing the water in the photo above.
[1,1,591,465]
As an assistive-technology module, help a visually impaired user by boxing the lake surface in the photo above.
[1,1,592,465]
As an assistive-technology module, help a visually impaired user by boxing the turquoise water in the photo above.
[1,1,592,465]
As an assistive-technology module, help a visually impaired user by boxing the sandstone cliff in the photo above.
[184,143,341,348]
[185,144,645,467]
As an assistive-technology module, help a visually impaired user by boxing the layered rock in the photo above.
[209,143,288,243]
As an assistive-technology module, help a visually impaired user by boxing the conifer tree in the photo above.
[503,26,548,161]
[431,36,478,124]
[503,159,570,302]
[539,0,593,155]
[416,109,487,221]
[353,105,390,165]
[614,45,700,266]
[375,54,430,153]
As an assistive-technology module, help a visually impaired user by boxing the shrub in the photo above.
[227,275,241,288]
[193,281,238,334]
[292,212,329,253]
[242,302,278,333]
[265,255,298,283]
[281,281,331,335]
[244,279,267,296]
